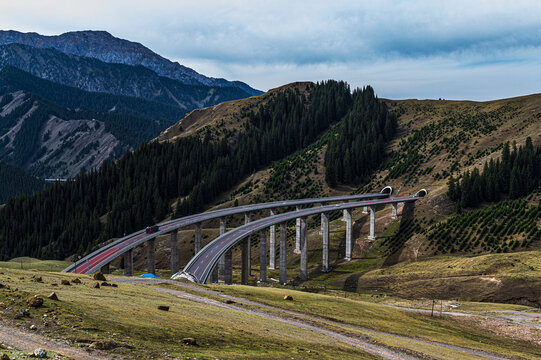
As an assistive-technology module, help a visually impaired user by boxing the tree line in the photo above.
[447,138,541,210]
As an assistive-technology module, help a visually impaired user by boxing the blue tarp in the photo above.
[139,273,158,278]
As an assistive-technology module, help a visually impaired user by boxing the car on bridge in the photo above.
[145,225,159,234]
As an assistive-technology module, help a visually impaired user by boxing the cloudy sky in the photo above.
[2,0,541,100]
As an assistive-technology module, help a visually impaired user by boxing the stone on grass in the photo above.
[158,305,169,311]
[101,282,111,287]
[30,324,37,331]
[47,292,59,301]
[60,280,70,286]
[224,299,235,304]
[283,295,293,301]
[34,277,42,283]
[33,348,47,358]
[181,337,197,346]
[27,295,44,308]
[71,278,81,284]
[93,272,106,281]
[93,282,100,289]
[1,353,10,360]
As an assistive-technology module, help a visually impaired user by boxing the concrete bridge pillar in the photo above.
[170,231,179,276]
[321,212,329,272]
[295,206,301,254]
[368,205,376,240]
[217,218,231,282]
[392,203,398,219]
[147,238,156,274]
[194,222,202,254]
[259,230,267,282]
[279,222,287,285]
[269,209,277,269]
[241,237,250,285]
[101,263,110,274]
[224,248,233,285]
[300,217,308,281]
[244,213,252,276]
[123,249,133,276]
[344,209,353,261]
[363,206,368,214]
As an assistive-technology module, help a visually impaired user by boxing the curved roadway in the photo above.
[63,192,390,274]
[178,195,421,284]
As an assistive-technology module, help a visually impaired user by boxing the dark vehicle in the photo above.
[145,225,159,234]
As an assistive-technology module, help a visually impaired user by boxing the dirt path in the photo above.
[0,320,112,360]
[113,277,509,359]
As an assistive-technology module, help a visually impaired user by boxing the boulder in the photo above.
[1,353,10,360]
[101,282,111,287]
[157,305,169,311]
[60,280,70,286]
[34,277,42,283]
[33,348,47,358]
[93,282,100,289]
[27,295,44,308]
[47,292,59,301]
[93,272,106,281]
[71,278,81,284]
[283,295,293,301]
[181,337,197,346]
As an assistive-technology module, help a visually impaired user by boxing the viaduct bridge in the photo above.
[64,187,426,284]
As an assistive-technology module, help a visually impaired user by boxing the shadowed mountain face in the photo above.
[0,30,262,96]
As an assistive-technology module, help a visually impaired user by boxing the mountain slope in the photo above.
[0,30,262,96]
[0,43,253,110]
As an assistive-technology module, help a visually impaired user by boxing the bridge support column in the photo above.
[259,230,267,282]
[392,203,398,219]
[244,213,252,276]
[368,205,376,240]
[269,209,277,269]
[295,206,301,254]
[300,217,308,281]
[123,249,133,276]
[241,237,250,285]
[321,212,329,272]
[363,206,368,214]
[210,218,226,282]
[147,238,156,274]
[194,222,202,254]
[170,231,179,276]
[344,209,353,261]
[224,249,233,285]
[279,223,287,285]
[101,263,110,274]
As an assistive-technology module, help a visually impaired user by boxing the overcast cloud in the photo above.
[1,0,541,100]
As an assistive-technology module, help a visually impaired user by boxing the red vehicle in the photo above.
[145,225,159,234]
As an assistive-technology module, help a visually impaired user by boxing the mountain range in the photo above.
[0,30,262,200]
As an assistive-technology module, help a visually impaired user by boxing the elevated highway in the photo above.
[63,191,391,275]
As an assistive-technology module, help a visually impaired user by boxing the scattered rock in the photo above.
[19,276,25,280]
[60,280,70,286]
[33,348,47,358]
[47,292,59,301]
[51,283,57,287]
[181,337,197,346]
[0,302,5,307]
[34,277,43,283]
[101,282,111,287]
[89,341,118,350]
[93,272,106,281]
[111,283,118,288]
[71,278,81,284]
[158,305,169,311]
[0,283,5,289]
[1,353,10,360]
[224,299,235,304]
[30,324,37,331]
[27,295,44,308]
[283,295,293,301]
[93,282,100,289]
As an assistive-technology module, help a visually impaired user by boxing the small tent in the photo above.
[138,273,158,278]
